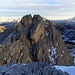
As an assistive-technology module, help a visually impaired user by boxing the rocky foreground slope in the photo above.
[0,62,69,75]
[0,14,73,65]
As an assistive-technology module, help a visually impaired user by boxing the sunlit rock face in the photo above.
[0,14,73,66]
[0,26,5,33]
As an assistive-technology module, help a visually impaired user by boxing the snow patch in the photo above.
[48,49,51,53]
[51,47,56,57]
[11,64,17,67]
[48,47,57,64]
[62,51,64,53]
[69,40,75,43]
[4,58,6,60]
[56,43,58,47]
[55,66,75,75]
[45,32,48,36]
[69,48,75,65]
[46,24,48,27]
[51,58,56,64]
[22,64,26,66]
[63,37,69,41]
[61,55,63,57]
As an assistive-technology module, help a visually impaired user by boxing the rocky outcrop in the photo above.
[21,14,32,27]
[0,26,5,33]
[0,14,73,66]
[0,62,69,75]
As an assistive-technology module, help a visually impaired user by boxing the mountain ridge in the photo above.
[0,14,73,66]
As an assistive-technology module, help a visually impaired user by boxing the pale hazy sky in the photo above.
[0,0,75,20]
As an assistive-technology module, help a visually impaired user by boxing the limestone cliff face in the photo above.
[0,14,73,65]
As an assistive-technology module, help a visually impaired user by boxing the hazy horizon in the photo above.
[0,0,75,20]
[0,15,75,20]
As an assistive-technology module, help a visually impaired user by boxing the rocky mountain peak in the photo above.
[21,14,32,27]
[32,14,42,23]
[68,16,75,22]
[71,16,75,21]
[0,14,73,66]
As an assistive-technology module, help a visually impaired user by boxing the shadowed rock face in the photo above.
[0,14,73,66]
[0,62,69,75]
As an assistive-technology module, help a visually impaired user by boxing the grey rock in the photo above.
[0,62,69,75]
[0,66,6,75]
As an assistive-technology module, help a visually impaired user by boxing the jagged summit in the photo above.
[0,14,73,66]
